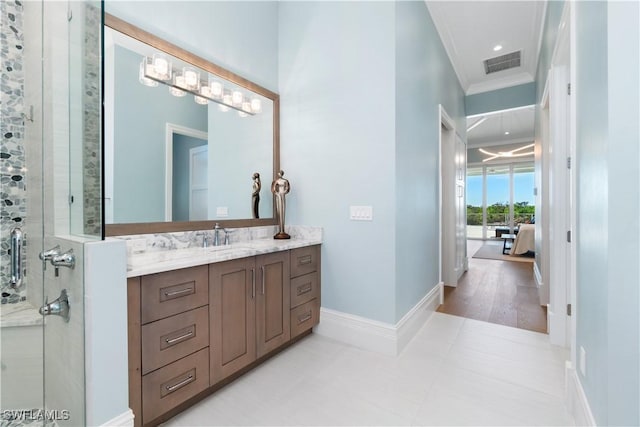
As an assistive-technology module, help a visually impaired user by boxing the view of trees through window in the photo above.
[466,163,534,239]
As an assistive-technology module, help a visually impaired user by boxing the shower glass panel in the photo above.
[1,1,102,425]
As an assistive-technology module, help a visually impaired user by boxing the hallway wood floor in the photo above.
[437,240,547,334]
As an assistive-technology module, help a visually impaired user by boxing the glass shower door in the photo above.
[1,1,102,425]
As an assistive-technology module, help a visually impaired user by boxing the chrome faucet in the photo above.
[213,223,229,246]
[39,289,70,322]
[213,223,221,246]
[196,232,209,248]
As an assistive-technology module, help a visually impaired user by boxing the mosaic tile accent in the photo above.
[81,3,101,237]
[1,0,27,301]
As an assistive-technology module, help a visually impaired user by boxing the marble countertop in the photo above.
[127,237,322,277]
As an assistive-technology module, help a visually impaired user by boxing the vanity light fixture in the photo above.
[138,59,158,87]
[169,75,187,97]
[152,53,171,81]
[479,143,535,162]
[139,55,259,116]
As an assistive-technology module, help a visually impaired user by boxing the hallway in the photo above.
[163,313,570,426]
[438,240,547,333]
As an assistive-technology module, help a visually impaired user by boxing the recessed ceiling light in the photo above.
[504,131,510,135]
[493,44,503,52]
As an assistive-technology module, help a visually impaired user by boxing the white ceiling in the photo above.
[426,1,547,95]
[467,106,535,147]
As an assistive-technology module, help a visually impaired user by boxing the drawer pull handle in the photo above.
[297,283,312,295]
[165,330,194,345]
[164,287,193,297]
[166,374,194,393]
[261,265,266,295]
[298,311,312,324]
[298,255,312,265]
[251,269,255,299]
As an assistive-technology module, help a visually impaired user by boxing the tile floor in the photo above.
[163,313,572,426]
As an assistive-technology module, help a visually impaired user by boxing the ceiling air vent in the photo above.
[483,50,521,74]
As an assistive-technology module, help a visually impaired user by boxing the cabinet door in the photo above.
[256,252,291,358]
[210,257,256,384]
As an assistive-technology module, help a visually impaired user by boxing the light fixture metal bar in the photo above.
[143,70,256,116]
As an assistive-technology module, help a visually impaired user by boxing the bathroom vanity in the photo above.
[126,238,321,426]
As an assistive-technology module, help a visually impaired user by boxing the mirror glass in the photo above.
[104,24,275,230]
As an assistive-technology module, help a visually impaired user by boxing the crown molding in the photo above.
[466,72,535,95]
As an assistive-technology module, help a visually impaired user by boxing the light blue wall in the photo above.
[112,45,207,223]
[575,3,610,422]
[279,1,465,323]
[574,1,640,425]
[105,1,279,91]
[279,1,397,323]
[394,1,465,321]
[208,97,274,220]
[465,82,536,116]
[606,3,639,424]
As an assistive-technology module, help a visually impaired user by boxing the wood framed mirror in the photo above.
[103,14,279,236]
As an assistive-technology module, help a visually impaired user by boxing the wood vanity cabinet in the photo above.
[128,245,320,426]
[209,251,290,383]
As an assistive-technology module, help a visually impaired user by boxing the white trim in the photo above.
[533,0,549,81]
[439,105,456,288]
[314,285,442,356]
[465,73,534,96]
[100,409,135,427]
[566,364,596,427]
[534,261,543,288]
[165,124,208,221]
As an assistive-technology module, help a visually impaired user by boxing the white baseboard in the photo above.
[566,364,596,426]
[534,261,543,288]
[100,409,134,427]
[315,283,441,356]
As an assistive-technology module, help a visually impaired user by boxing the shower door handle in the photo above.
[10,227,23,289]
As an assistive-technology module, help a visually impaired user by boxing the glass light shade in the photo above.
[139,60,158,87]
[210,81,223,99]
[199,85,212,98]
[194,95,208,105]
[222,92,233,106]
[218,104,230,112]
[250,98,262,113]
[231,90,243,107]
[170,75,187,97]
[182,67,200,91]
[152,54,171,80]
[238,111,248,118]
[241,100,252,113]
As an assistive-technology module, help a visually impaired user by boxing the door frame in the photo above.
[165,123,208,221]
[438,105,457,298]
[545,1,576,356]
[188,144,208,220]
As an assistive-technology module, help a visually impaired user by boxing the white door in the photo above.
[455,134,467,276]
[189,145,208,220]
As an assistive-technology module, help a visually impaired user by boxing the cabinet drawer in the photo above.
[141,265,208,324]
[290,298,320,339]
[290,272,319,309]
[290,245,319,278]
[142,306,209,375]
[142,348,209,423]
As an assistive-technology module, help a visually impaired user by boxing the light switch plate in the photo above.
[350,206,373,221]
[216,207,229,218]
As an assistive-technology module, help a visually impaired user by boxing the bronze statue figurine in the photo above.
[252,172,261,219]
[271,170,290,239]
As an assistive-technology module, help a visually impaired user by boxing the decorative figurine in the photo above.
[252,172,261,219]
[271,170,291,239]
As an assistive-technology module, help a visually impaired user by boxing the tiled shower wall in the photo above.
[82,3,101,237]
[0,0,26,303]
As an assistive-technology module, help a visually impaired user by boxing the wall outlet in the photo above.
[129,238,147,254]
[579,346,586,377]
[216,207,229,218]
[350,205,373,221]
